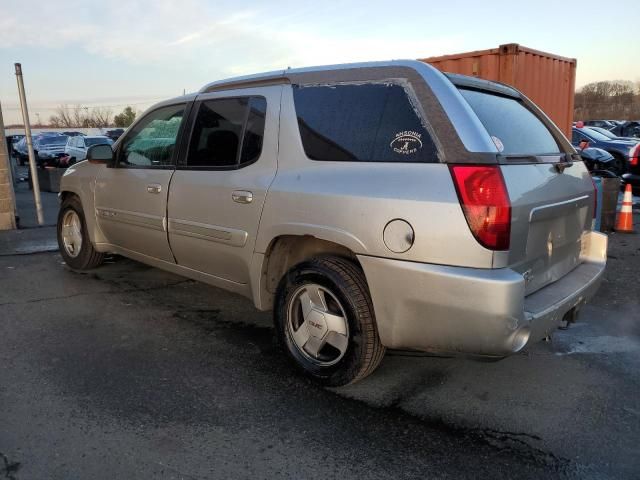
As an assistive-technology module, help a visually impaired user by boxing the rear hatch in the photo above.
[454,81,594,296]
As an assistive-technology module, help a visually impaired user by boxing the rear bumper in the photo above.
[358,231,607,356]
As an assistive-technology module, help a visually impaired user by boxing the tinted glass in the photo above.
[459,88,560,155]
[571,130,581,143]
[293,83,438,163]
[589,127,616,139]
[85,137,112,146]
[121,104,184,167]
[187,98,247,167]
[240,97,267,165]
[40,136,69,146]
[581,127,610,141]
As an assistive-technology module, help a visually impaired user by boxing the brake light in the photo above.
[630,144,640,166]
[449,165,511,250]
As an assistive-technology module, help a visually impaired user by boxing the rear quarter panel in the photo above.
[256,85,496,268]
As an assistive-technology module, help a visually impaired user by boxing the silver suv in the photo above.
[57,61,607,386]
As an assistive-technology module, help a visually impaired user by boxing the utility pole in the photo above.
[0,101,18,230]
[15,63,44,226]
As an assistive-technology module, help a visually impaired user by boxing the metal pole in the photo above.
[0,101,18,229]
[15,63,44,225]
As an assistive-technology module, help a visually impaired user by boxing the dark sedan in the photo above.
[572,126,638,174]
[587,126,640,143]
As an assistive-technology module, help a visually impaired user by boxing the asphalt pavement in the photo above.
[1,163,639,479]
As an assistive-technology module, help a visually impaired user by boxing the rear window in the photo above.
[40,136,69,146]
[459,88,561,155]
[293,83,438,163]
[85,137,113,146]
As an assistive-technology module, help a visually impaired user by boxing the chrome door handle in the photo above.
[147,184,162,194]
[232,190,253,204]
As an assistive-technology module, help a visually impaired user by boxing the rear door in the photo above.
[167,86,281,284]
[94,103,187,262]
[458,87,594,295]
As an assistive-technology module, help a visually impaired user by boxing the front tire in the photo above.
[275,256,385,386]
[57,196,104,270]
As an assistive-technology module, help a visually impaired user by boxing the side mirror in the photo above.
[87,144,114,165]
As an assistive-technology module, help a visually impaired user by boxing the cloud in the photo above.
[0,0,466,78]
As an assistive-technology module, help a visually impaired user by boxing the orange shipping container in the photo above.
[420,43,577,138]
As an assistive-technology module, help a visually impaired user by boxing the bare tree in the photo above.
[90,107,113,127]
[575,80,640,121]
[47,104,114,128]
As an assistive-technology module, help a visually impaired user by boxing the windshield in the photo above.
[458,88,561,155]
[580,128,610,141]
[39,136,69,146]
[589,127,616,139]
[85,137,113,147]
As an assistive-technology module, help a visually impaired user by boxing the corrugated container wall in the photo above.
[420,44,577,138]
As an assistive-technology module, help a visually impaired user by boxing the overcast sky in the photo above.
[1,0,638,124]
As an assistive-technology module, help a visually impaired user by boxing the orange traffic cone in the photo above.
[615,184,635,233]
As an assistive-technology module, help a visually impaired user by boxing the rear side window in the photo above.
[186,96,267,168]
[293,83,438,163]
[458,88,560,155]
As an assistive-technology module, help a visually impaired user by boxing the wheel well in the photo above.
[59,191,77,204]
[260,235,360,308]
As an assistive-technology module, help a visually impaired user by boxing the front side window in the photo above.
[292,83,438,163]
[458,88,561,155]
[186,96,267,168]
[120,104,185,167]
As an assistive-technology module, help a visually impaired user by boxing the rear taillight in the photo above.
[630,144,640,166]
[449,165,511,251]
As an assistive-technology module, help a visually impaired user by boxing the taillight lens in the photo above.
[449,165,511,251]
[630,144,639,166]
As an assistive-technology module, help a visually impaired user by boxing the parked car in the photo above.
[578,146,617,174]
[583,120,619,130]
[33,135,69,166]
[585,126,640,143]
[57,61,607,386]
[13,137,29,165]
[104,128,124,141]
[14,133,66,165]
[63,131,86,137]
[622,143,640,195]
[572,126,639,174]
[6,134,24,158]
[65,135,113,162]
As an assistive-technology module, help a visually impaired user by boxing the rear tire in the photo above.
[57,195,104,270]
[274,256,385,386]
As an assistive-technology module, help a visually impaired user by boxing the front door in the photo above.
[167,86,281,284]
[95,103,187,262]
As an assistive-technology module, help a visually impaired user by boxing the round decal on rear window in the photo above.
[390,131,423,155]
